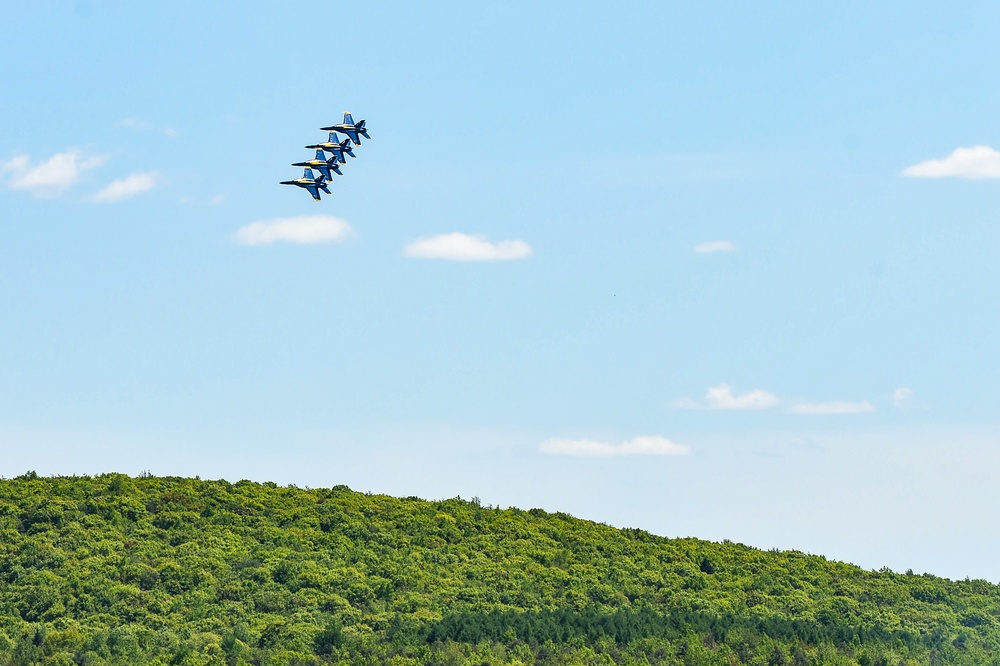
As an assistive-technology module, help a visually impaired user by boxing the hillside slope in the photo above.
[0,473,997,665]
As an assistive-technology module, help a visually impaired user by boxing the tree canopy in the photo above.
[0,473,997,665]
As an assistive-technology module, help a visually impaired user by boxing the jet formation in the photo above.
[282,112,370,201]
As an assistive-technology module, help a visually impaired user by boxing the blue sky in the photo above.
[3,1,1000,580]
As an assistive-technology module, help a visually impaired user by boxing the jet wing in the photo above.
[305,184,321,201]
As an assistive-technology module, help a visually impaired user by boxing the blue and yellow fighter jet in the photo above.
[280,168,330,201]
[305,133,356,163]
[292,150,344,181]
[320,112,370,145]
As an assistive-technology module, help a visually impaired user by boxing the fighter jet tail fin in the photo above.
[316,173,331,194]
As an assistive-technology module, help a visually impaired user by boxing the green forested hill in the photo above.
[0,474,998,665]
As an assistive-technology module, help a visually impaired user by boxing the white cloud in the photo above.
[234,215,355,246]
[403,233,532,261]
[694,240,736,254]
[901,145,1000,180]
[2,150,106,196]
[540,435,690,457]
[676,384,882,414]
[706,384,779,410]
[790,400,875,415]
[892,387,914,409]
[2,155,29,173]
[675,384,780,410]
[91,172,158,203]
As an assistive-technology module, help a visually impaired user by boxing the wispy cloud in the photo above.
[403,233,532,261]
[117,117,179,138]
[901,145,1000,180]
[675,384,875,415]
[789,400,875,415]
[2,150,106,196]
[706,384,779,410]
[91,172,159,203]
[675,384,779,410]
[540,435,690,457]
[892,387,914,409]
[117,117,151,131]
[234,215,355,246]
[694,240,736,254]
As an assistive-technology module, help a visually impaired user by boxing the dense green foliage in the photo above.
[0,473,998,665]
